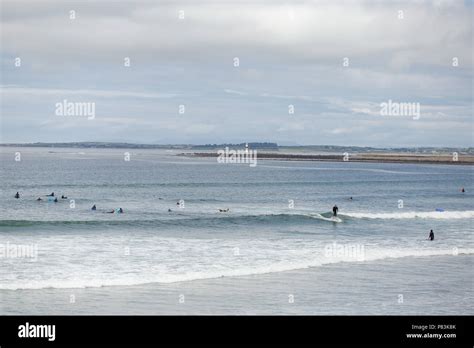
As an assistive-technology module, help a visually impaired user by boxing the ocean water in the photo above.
[0,147,473,314]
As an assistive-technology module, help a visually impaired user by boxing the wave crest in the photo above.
[342,211,474,220]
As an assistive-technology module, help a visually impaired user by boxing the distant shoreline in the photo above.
[1,142,472,154]
[1,143,472,165]
[182,152,474,165]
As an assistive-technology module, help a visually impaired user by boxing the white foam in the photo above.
[308,213,342,222]
[343,210,474,220]
[2,247,472,290]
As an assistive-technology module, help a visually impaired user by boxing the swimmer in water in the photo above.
[461,187,465,193]
[54,197,58,202]
[14,192,20,199]
[37,197,42,201]
[168,208,172,212]
[429,229,434,241]
[61,195,67,199]
[91,205,97,211]
[218,208,229,213]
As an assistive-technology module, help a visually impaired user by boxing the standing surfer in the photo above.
[429,229,434,241]
[332,205,339,217]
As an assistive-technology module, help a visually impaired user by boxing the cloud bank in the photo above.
[1,0,472,146]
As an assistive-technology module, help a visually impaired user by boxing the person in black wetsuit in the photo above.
[332,205,339,217]
[91,205,97,211]
[429,229,434,241]
[14,192,20,199]
[47,192,54,197]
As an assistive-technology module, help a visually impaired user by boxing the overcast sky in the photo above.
[1,0,472,147]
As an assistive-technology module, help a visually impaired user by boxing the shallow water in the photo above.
[1,255,471,315]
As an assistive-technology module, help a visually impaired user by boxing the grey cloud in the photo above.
[0,0,472,147]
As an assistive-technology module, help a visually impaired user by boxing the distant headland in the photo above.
[1,142,472,153]
[1,142,473,164]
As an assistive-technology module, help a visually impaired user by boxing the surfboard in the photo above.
[311,212,342,222]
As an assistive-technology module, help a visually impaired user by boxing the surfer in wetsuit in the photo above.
[332,205,338,217]
[54,197,58,202]
[46,192,54,197]
[61,195,67,199]
[91,204,97,211]
[37,197,42,201]
[429,229,434,241]
[461,187,465,193]
[14,192,20,199]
